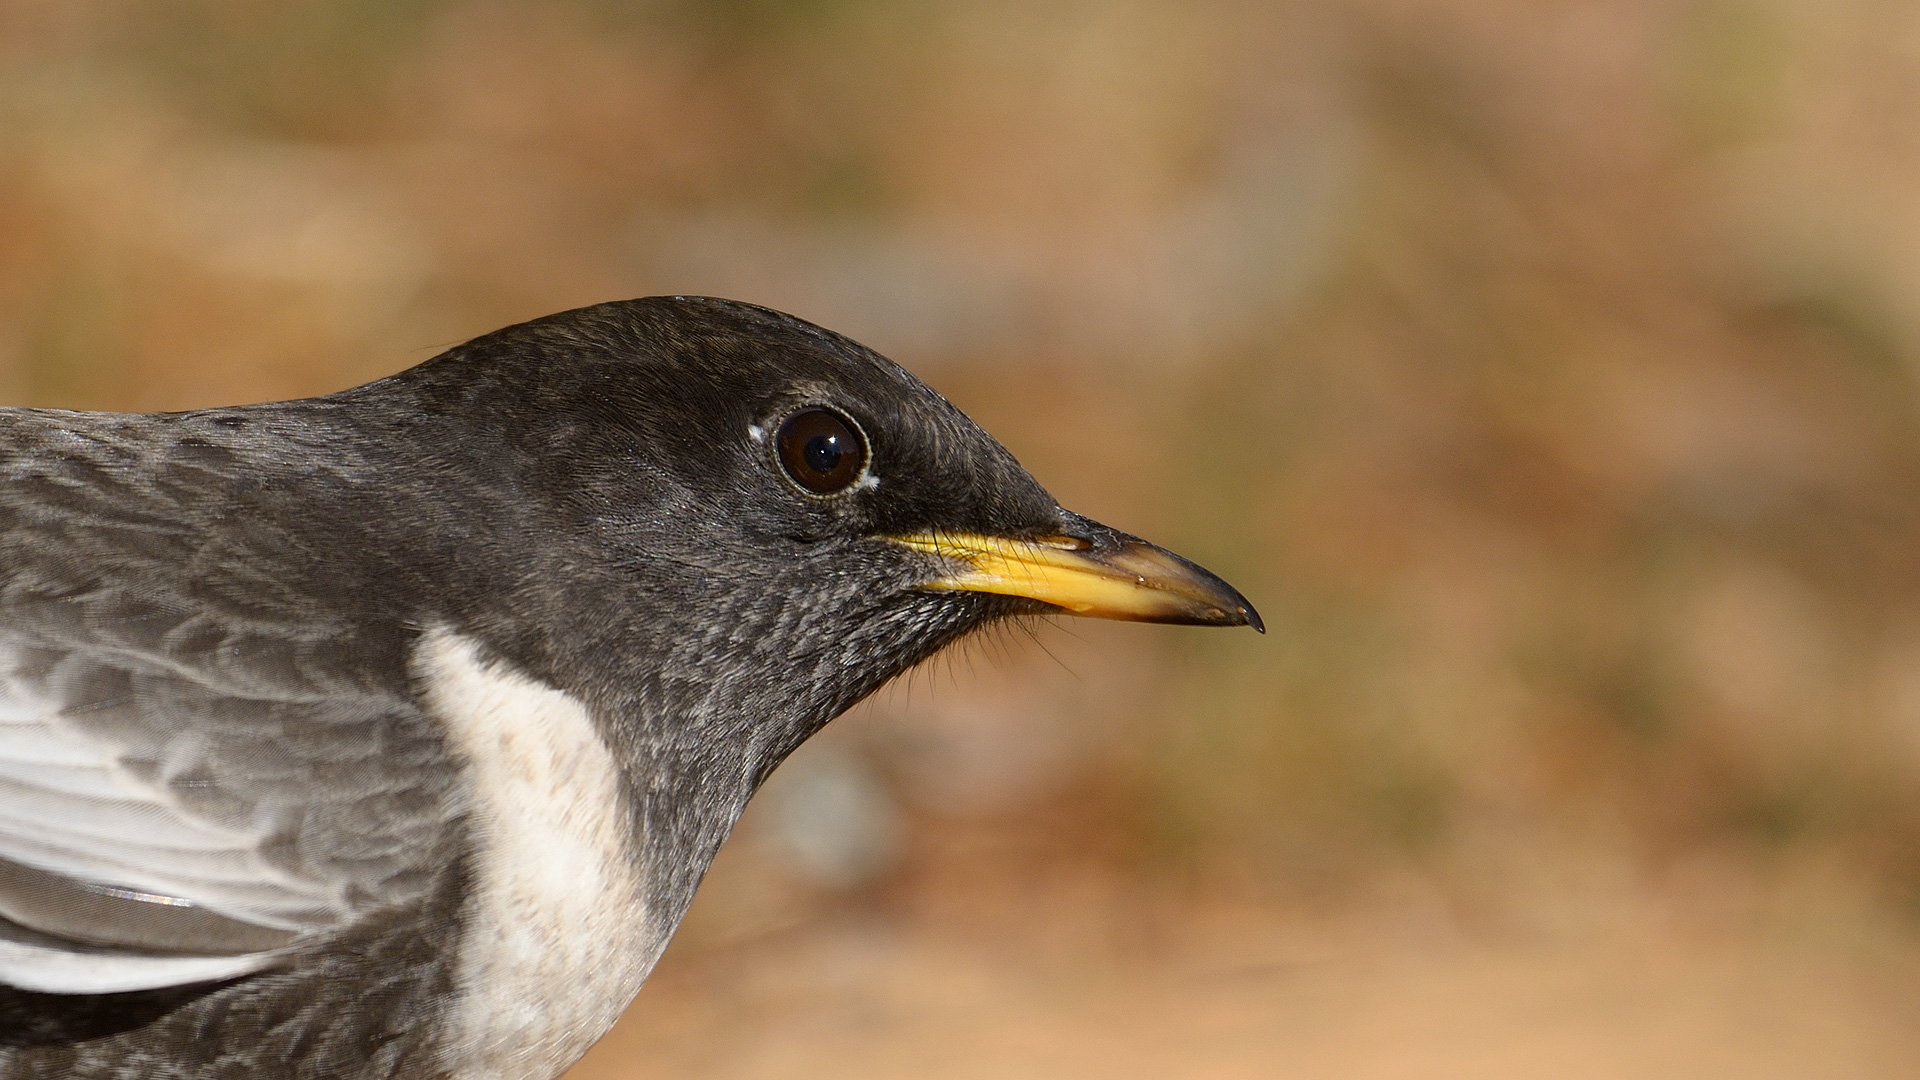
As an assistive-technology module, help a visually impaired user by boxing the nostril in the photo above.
[1047,510,1108,551]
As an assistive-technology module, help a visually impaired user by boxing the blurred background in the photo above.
[5,0,1920,1075]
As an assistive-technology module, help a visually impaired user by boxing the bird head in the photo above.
[384,296,1259,866]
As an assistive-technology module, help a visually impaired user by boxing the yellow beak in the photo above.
[888,527,1263,631]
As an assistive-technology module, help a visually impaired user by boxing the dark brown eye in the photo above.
[775,407,868,495]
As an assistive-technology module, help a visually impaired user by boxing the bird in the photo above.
[0,296,1260,1079]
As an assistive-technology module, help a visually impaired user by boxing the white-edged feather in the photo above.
[0,645,342,991]
[0,937,280,995]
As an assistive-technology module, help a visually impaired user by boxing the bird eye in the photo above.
[775,407,868,495]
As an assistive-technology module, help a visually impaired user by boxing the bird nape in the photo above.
[0,296,1259,1080]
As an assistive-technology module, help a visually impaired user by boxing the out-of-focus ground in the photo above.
[7,0,1920,1075]
[591,883,1920,1079]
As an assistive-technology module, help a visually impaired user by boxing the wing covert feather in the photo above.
[0,411,463,993]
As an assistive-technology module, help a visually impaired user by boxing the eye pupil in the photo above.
[775,407,868,495]
[803,433,843,474]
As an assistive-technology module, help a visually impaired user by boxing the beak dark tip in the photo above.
[1242,606,1266,634]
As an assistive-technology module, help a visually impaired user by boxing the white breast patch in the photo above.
[414,629,666,1080]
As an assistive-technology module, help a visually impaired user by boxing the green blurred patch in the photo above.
[1667,0,1790,150]
[19,268,134,408]
[116,0,444,139]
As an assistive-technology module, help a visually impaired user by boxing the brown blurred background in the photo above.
[6,0,1920,1075]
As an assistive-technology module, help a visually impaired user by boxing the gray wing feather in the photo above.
[0,412,459,995]
[0,634,454,993]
